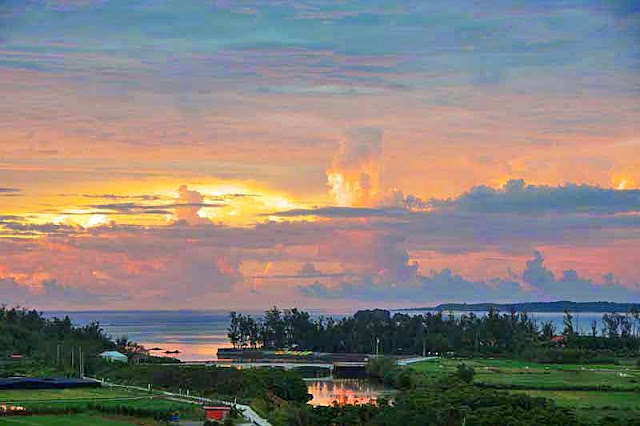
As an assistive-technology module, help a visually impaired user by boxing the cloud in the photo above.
[159,250,243,299]
[299,262,320,276]
[81,193,163,201]
[174,185,211,224]
[301,251,639,303]
[89,201,223,215]
[0,187,21,196]
[522,251,637,301]
[380,189,430,211]
[252,263,351,281]
[327,127,383,207]
[0,276,125,307]
[434,179,640,214]
[268,206,412,218]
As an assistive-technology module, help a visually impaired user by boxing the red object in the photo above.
[204,406,231,421]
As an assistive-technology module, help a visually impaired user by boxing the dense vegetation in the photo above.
[228,307,640,362]
[303,381,579,426]
[0,306,117,376]
[99,364,309,403]
[408,301,640,313]
[263,359,582,426]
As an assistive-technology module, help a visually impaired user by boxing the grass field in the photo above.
[0,387,203,422]
[0,414,143,425]
[517,390,640,409]
[518,390,640,425]
[411,358,640,425]
[0,388,140,402]
[411,358,640,390]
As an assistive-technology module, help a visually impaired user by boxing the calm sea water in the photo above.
[44,309,608,362]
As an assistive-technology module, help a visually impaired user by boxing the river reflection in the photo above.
[307,379,396,406]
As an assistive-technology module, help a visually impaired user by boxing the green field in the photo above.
[0,387,203,422]
[411,358,640,390]
[518,390,640,409]
[411,358,640,425]
[0,414,141,425]
[0,388,139,402]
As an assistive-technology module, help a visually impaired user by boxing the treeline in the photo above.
[0,306,117,376]
[101,364,309,403]
[228,307,640,359]
[303,381,579,426]
[265,360,580,426]
[0,306,167,376]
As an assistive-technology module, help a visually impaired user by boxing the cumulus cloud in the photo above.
[299,262,320,276]
[157,250,242,301]
[380,189,430,211]
[327,127,383,206]
[301,251,639,303]
[0,277,125,307]
[522,251,637,301]
[268,206,412,218]
[174,185,211,224]
[434,179,640,214]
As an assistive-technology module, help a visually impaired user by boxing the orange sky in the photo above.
[1,0,639,309]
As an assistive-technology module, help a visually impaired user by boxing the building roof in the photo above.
[99,351,128,361]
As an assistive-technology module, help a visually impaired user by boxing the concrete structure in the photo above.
[99,351,128,363]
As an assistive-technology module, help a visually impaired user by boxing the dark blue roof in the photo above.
[0,377,100,390]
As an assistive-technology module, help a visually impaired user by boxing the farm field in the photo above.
[411,358,640,390]
[411,358,640,425]
[519,390,640,409]
[0,414,142,425]
[516,389,640,424]
[0,387,204,423]
[0,388,140,402]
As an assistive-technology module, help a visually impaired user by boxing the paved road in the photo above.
[397,356,438,366]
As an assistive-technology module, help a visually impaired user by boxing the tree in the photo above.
[227,312,241,349]
[562,309,574,338]
[455,363,475,383]
[541,321,555,340]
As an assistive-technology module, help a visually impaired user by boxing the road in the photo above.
[397,356,438,365]
[86,377,272,426]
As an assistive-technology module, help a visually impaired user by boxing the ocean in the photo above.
[45,309,610,361]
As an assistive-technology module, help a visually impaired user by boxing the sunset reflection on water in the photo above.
[307,379,395,406]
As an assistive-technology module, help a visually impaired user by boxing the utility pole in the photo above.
[375,337,380,358]
[79,347,84,378]
[56,345,61,367]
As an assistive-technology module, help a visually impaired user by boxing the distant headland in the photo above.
[398,301,640,313]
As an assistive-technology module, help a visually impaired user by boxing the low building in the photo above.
[99,351,128,363]
[204,406,231,421]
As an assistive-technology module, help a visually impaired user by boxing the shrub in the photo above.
[455,363,475,383]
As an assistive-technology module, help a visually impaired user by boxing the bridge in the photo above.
[165,356,434,372]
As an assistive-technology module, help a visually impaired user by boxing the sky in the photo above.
[0,0,639,310]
